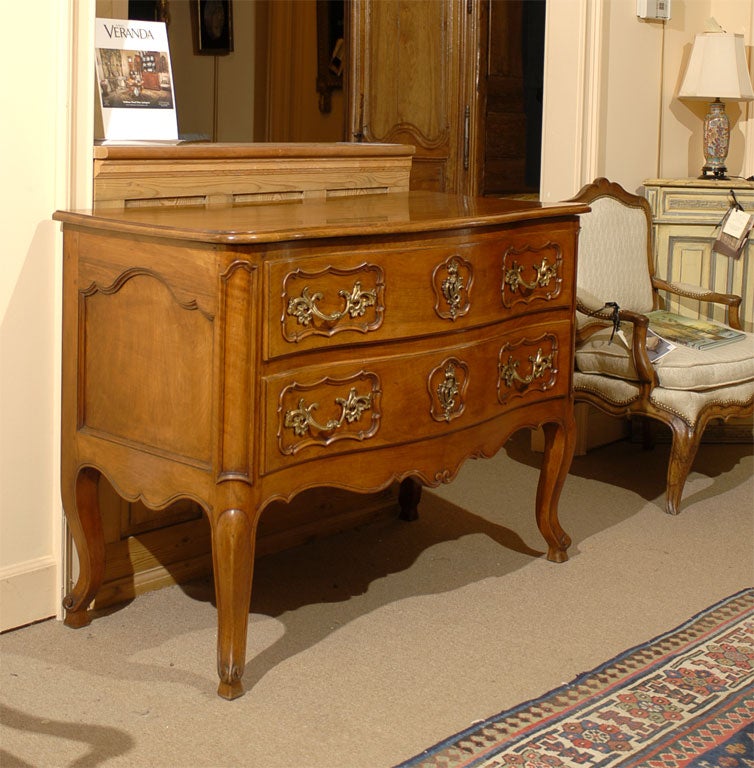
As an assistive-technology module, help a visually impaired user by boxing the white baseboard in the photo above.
[0,556,58,632]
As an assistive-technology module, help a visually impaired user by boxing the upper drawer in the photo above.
[263,223,576,360]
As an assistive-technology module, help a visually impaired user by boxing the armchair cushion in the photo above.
[573,370,754,428]
[649,379,754,425]
[575,325,754,391]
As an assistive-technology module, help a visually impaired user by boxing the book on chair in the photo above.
[647,310,745,351]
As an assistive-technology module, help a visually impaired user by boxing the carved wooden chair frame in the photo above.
[569,177,753,515]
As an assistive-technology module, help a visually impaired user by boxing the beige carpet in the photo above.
[1,433,752,768]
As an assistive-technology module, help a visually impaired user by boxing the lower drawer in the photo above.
[260,319,572,473]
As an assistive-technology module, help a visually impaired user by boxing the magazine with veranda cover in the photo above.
[95,17,178,141]
[647,310,745,351]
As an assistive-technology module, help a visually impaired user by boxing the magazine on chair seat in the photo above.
[647,310,745,351]
[645,329,676,363]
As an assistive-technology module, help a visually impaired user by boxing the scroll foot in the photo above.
[217,675,245,701]
[63,598,93,629]
[546,534,572,564]
[665,419,700,516]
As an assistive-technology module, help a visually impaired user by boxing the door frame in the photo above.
[540,0,602,202]
[60,0,96,613]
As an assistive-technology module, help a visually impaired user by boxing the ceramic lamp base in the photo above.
[700,99,730,180]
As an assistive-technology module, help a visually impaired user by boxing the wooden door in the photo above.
[347,0,480,195]
[262,0,345,143]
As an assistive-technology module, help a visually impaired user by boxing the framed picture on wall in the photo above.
[193,0,233,55]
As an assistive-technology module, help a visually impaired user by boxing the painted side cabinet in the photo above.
[643,178,754,334]
[644,178,753,441]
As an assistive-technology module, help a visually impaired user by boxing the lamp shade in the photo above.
[678,32,754,101]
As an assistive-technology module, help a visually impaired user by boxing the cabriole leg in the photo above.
[666,420,701,516]
[536,418,575,563]
[212,506,256,700]
[398,476,422,521]
[62,467,106,629]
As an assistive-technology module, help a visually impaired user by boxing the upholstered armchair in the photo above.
[569,177,754,515]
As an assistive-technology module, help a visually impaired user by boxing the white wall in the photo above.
[1,0,94,632]
[540,0,594,202]
[1,1,71,630]
[601,1,666,186]
[542,0,753,201]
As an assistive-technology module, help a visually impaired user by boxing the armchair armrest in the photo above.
[652,277,743,330]
[576,296,658,389]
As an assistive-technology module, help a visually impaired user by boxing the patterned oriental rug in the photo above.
[395,589,754,768]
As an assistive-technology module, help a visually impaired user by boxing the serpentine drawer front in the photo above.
[268,221,574,359]
[53,190,587,700]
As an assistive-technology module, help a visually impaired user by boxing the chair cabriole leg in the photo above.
[665,418,701,516]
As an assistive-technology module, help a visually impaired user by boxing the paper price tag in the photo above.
[722,208,753,239]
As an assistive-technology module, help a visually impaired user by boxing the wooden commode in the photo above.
[55,150,586,699]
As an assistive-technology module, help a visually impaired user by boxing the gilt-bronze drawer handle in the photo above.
[504,257,558,292]
[500,348,554,388]
[284,387,372,437]
[287,281,377,328]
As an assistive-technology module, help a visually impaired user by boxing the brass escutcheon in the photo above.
[441,259,465,319]
[436,362,461,421]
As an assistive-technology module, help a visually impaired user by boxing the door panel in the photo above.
[348,0,474,194]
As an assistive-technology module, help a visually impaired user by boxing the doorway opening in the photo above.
[482,0,546,197]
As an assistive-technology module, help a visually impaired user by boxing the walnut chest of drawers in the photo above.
[54,190,587,699]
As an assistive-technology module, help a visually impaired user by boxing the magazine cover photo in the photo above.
[96,48,174,109]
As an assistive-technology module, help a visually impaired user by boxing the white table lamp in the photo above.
[678,31,754,180]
